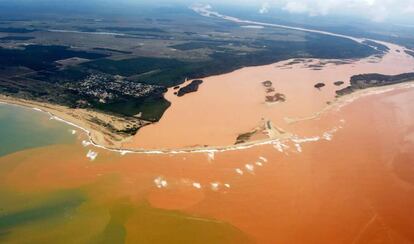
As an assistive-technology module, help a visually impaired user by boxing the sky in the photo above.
[193,0,414,23]
[254,0,414,22]
[1,0,414,24]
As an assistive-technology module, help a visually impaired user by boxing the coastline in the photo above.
[1,8,413,154]
[284,80,414,124]
[0,95,147,149]
[1,80,414,155]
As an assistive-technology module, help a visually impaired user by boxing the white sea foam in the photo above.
[292,136,320,143]
[82,140,91,147]
[294,143,302,153]
[273,142,284,152]
[259,156,268,162]
[273,141,290,152]
[207,151,215,161]
[323,132,333,141]
[86,150,98,161]
[154,176,168,188]
[245,164,254,173]
[192,182,202,189]
[235,168,244,175]
[210,182,220,191]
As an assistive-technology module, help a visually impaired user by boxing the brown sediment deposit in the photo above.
[265,93,286,103]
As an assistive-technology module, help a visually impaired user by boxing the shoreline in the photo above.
[0,95,145,149]
[284,80,414,124]
[1,80,414,155]
[1,7,412,154]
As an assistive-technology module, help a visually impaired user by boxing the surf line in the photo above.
[2,81,414,155]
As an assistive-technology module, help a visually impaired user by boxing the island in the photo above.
[336,72,414,96]
[176,79,203,97]
[334,81,344,86]
[314,82,326,89]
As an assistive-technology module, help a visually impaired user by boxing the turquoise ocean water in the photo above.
[0,104,76,157]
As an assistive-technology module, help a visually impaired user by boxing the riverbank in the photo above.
[1,80,414,155]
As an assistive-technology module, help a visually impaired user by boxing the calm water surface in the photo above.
[0,104,75,157]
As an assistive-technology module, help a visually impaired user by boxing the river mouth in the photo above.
[124,39,414,150]
[1,84,414,243]
[3,5,414,244]
[120,6,414,151]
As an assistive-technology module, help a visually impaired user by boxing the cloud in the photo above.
[259,2,269,14]
[265,0,414,22]
[282,1,308,14]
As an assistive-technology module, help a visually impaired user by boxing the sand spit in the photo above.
[3,86,414,243]
[1,81,413,156]
[285,81,414,124]
[0,94,148,147]
[2,7,414,154]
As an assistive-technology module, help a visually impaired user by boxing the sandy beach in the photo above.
[0,94,149,149]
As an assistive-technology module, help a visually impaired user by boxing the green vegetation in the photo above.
[83,57,187,79]
[170,40,242,51]
[0,45,107,70]
[93,94,170,122]
[177,79,203,97]
[406,50,414,58]
[0,36,34,41]
[103,27,166,33]
[0,27,36,33]
[236,130,257,144]
[314,82,326,89]
[0,4,382,133]
[336,72,414,96]
[92,48,132,54]
[362,40,390,53]
[83,34,377,89]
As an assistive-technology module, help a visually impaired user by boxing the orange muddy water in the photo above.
[1,85,414,243]
[1,12,414,242]
[126,42,414,149]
